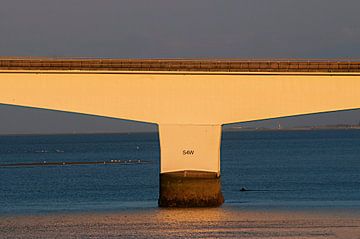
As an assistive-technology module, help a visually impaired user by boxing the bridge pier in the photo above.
[159,170,223,207]
[158,124,224,207]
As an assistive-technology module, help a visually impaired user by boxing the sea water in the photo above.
[1,130,360,215]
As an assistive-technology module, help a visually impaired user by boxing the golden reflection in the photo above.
[1,208,360,238]
[153,207,231,223]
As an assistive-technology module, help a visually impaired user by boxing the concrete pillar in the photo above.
[158,124,224,207]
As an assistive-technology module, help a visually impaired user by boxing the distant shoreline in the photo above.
[1,126,360,136]
[0,131,157,137]
[227,125,360,132]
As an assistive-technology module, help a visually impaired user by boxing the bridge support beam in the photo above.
[158,124,224,207]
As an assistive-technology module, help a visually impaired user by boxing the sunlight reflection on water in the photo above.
[1,207,360,238]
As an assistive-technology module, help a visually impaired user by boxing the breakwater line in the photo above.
[0,159,150,168]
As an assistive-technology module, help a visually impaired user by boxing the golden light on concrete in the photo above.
[1,58,360,207]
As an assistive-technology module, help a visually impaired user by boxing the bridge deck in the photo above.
[0,58,360,72]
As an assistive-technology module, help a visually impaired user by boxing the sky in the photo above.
[1,0,360,134]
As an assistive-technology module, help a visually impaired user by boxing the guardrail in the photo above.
[0,58,360,72]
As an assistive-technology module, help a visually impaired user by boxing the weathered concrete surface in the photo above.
[159,171,224,207]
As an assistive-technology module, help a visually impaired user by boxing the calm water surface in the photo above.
[1,130,360,215]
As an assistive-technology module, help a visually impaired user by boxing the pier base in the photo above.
[158,170,224,207]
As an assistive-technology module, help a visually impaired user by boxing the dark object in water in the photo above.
[240,187,247,192]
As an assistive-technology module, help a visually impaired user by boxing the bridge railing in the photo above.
[1,58,360,72]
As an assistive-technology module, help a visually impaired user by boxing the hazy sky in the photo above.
[1,0,360,134]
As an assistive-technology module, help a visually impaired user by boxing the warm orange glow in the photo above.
[1,70,360,174]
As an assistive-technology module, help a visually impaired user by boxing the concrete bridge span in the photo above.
[1,58,360,207]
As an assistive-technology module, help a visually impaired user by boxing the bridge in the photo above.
[1,58,360,207]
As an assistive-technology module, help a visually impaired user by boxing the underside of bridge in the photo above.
[1,58,360,207]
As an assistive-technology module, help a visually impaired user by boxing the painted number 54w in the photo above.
[183,150,194,155]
